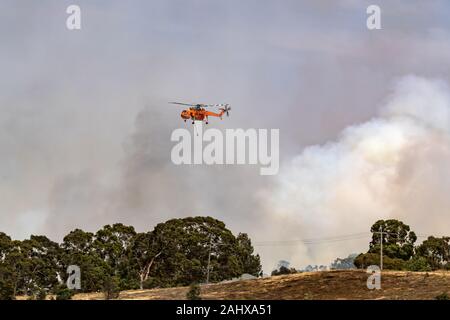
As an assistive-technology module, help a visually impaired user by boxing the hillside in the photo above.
[72,270,450,300]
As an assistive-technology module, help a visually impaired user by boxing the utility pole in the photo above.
[379,225,383,271]
[206,236,212,284]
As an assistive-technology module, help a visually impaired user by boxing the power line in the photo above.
[251,231,449,247]
[253,232,371,246]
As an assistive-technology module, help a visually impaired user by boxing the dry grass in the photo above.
[68,270,450,300]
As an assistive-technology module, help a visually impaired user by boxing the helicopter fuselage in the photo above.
[181,107,224,123]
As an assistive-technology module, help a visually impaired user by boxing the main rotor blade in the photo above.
[169,102,196,106]
[204,104,229,107]
[169,102,229,108]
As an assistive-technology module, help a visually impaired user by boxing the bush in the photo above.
[405,256,431,272]
[385,257,407,270]
[0,281,15,300]
[354,253,376,269]
[142,277,162,289]
[186,283,201,300]
[435,292,449,300]
[271,266,297,276]
[27,288,47,300]
[103,276,120,300]
[354,253,406,270]
[36,289,47,300]
[55,285,75,300]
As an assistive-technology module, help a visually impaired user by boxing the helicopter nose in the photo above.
[181,111,190,119]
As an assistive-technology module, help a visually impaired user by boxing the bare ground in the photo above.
[71,270,450,300]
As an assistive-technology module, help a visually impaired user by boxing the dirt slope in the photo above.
[72,270,450,300]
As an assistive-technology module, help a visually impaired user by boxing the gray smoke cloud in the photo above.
[1,1,450,273]
[263,75,450,269]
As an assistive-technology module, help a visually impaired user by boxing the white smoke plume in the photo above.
[261,75,450,269]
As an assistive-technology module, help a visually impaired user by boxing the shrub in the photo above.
[142,277,162,289]
[405,256,431,272]
[55,286,75,300]
[103,276,120,300]
[28,288,47,300]
[37,289,47,300]
[354,253,406,270]
[186,283,201,300]
[0,282,15,300]
[435,292,449,300]
[354,253,377,269]
[271,266,297,276]
[385,257,407,270]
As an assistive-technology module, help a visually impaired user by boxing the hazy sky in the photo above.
[1,0,450,272]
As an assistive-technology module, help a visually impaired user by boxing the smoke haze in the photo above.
[264,76,450,269]
[1,1,450,272]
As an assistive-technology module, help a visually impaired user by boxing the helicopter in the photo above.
[169,102,231,124]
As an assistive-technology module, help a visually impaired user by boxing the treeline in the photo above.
[355,219,450,271]
[0,216,261,300]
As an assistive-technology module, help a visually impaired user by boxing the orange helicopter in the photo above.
[169,102,231,124]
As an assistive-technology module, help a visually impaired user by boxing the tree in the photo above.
[60,229,109,292]
[61,228,94,254]
[1,239,35,297]
[0,216,261,297]
[93,224,137,290]
[139,216,262,288]
[0,264,15,300]
[354,253,406,270]
[271,260,296,276]
[129,231,162,289]
[368,219,417,260]
[0,232,12,257]
[354,220,418,270]
[0,233,16,299]
[416,236,450,270]
[330,254,358,270]
[235,233,262,277]
[20,235,61,295]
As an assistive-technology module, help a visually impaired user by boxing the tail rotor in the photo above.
[220,104,231,117]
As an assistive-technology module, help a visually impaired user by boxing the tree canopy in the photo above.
[0,216,261,299]
[355,219,449,271]
[368,219,417,260]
